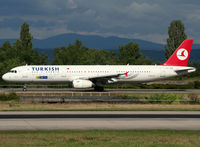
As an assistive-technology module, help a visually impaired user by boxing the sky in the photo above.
[0,0,199,44]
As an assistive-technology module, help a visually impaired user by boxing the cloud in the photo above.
[0,28,19,39]
[37,0,78,13]
[0,0,199,43]
[127,2,161,17]
[132,33,168,44]
[67,0,77,9]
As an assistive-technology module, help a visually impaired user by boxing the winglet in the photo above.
[162,39,193,66]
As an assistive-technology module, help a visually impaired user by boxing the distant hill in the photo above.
[0,33,165,50]
[0,33,199,62]
[32,33,165,51]
[1,33,199,50]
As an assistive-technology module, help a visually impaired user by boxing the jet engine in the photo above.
[107,78,118,83]
[72,79,93,88]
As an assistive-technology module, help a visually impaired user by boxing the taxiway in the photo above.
[0,111,200,130]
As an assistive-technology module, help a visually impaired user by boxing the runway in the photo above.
[1,88,200,93]
[0,111,200,130]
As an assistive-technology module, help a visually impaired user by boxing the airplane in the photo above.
[2,39,196,91]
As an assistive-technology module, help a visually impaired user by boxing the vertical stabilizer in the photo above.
[162,39,193,66]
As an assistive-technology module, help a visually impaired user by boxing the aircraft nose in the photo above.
[2,73,9,81]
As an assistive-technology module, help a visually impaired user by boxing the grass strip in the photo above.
[0,130,200,147]
[0,102,200,111]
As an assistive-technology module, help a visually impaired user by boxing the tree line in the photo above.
[0,22,48,82]
[52,40,152,65]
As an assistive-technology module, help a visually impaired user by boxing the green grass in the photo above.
[0,130,199,147]
[1,101,200,111]
[0,93,19,101]
[1,100,200,111]
[119,93,200,104]
[0,92,199,111]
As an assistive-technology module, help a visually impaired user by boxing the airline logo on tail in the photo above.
[162,39,193,66]
[176,48,188,60]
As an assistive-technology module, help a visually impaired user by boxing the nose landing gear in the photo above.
[23,84,27,91]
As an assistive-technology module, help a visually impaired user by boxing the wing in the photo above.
[80,74,123,80]
[78,72,138,84]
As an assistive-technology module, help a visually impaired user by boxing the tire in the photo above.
[94,86,104,92]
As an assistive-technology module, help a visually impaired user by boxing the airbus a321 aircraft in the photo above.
[2,39,196,91]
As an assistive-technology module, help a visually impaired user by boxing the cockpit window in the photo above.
[8,70,17,73]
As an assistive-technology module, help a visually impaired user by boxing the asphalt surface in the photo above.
[0,88,200,93]
[0,111,200,130]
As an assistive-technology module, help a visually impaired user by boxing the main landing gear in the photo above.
[94,86,104,92]
[23,84,27,91]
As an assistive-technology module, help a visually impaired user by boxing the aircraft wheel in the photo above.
[94,86,104,92]
[23,84,27,91]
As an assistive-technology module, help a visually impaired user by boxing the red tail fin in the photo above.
[162,39,193,66]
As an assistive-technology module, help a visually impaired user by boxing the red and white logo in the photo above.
[176,48,188,60]
[124,72,129,77]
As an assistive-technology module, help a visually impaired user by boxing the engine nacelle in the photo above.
[72,79,93,88]
[107,78,118,84]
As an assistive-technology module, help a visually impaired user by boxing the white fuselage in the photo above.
[2,65,196,83]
